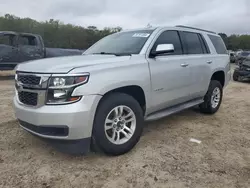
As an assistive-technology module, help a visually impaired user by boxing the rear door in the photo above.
[179,31,212,99]
[147,30,193,112]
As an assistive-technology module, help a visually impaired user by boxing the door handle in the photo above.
[180,63,189,67]
[207,61,213,64]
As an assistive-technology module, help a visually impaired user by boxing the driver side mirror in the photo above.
[150,44,174,57]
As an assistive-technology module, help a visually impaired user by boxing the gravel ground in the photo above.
[0,78,250,188]
[0,71,15,77]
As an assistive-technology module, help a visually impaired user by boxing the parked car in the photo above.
[233,55,250,82]
[229,51,236,63]
[0,31,84,70]
[235,51,250,65]
[13,25,231,155]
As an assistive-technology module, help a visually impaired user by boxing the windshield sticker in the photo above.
[132,33,150,38]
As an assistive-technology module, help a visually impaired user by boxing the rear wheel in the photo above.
[233,71,239,81]
[92,93,144,156]
[199,80,223,114]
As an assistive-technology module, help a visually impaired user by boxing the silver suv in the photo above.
[14,25,231,155]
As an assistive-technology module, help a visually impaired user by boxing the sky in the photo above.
[0,0,249,34]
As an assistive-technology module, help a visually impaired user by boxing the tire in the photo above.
[92,93,144,156]
[199,80,223,114]
[233,71,239,81]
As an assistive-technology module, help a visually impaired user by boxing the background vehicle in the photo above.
[233,55,250,82]
[14,25,231,156]
[0,31,84,70]
[235,51,250,65]
[228,50,236,63]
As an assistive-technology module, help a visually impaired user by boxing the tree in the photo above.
[0,14,123,49]
[1,14,250,51]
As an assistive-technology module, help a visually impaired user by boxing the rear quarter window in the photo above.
[208,34,227,54]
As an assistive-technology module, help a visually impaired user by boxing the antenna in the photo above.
[147,23,152,28]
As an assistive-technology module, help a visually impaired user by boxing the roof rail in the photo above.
[175,25,216,34]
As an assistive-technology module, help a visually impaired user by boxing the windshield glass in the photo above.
[84,30,154,55]
[241,52,250,56]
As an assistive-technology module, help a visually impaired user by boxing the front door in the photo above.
[146,30,192,112]
[18,35,43,62]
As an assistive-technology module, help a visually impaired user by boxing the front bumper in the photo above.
[14,95,102,140]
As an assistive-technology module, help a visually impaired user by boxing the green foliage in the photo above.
[0,14,122,49]
[0,14,249,51]
[219,33,250,50]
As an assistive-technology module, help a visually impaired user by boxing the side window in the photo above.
[152,30,183,55]
[183,32,204,54]
[208,34,227,54]
[19,35,37,46]
[0,34,16,46]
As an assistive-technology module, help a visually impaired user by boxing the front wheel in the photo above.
[199,80,223,114]
[92,93,144,156]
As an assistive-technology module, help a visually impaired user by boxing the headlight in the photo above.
[46,74,89,104]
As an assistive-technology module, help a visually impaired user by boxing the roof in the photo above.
[0,31,18,35]
[121,25,217,35]
[0,31,39,37]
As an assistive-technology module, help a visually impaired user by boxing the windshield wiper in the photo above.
[91,52,131,56]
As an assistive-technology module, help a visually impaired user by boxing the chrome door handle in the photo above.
[180,63,189,67]
[207,61,213,64]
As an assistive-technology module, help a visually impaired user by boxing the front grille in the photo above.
[18,75,41,85]
[18,91,38,106]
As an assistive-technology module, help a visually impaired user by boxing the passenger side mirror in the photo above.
[150,44,174,57]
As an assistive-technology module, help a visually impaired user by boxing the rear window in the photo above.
[0,34,16,46]
[19,35,37,46]
[208,35,227,54]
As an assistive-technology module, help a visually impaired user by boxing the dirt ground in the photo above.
[0,78,250,188]
[0,70,15,77]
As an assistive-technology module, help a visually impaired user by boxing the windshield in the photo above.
[84,30,154,55]
[241,52,250,56]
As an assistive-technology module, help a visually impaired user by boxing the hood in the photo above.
[16,55,131,73]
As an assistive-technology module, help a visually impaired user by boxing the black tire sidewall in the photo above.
[200,80,223,114]
[92,93,144,155]
[233,71,239,81]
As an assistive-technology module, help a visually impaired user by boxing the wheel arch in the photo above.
[211,69,225,87]
[98,84,147,115]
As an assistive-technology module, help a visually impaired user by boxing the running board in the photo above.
[145,99,204,122]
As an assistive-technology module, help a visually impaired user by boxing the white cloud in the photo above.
[0,0,249,34]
